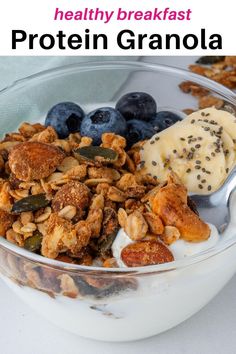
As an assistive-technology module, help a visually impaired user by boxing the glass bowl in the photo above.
[0,60,236,342]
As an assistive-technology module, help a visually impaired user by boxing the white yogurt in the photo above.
[112,224,220,267]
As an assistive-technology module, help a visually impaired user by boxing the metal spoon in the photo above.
[191,167,236,233]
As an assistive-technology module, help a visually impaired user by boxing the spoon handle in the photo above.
[211,166,236,205]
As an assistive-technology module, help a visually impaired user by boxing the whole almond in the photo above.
[121,240,174,267]
[9,142,65,181]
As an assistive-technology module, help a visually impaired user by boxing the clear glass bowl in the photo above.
[0,60,236,342]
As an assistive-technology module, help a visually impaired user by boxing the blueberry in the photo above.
[126,119,156,148]
[45,102,84,138]
[80,107,127,145]
[115,92,157,121]
[149,111,182,133]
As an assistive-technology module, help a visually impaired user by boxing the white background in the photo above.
[0,0,235,55]
[0,56,236,354]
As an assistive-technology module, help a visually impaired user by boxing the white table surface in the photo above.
[0,56,236,354]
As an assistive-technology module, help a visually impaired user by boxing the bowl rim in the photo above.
[0,59,236,275]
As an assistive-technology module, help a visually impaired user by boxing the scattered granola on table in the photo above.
[179,56,236,114]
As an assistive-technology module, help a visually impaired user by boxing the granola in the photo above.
[179,56,236,112]
[0,119,212,271]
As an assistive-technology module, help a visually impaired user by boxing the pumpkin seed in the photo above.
[11,193,50,214]
[196,56,225,65]
[73,146,118,163]
[24,231,43,252]
[98,231,118,257]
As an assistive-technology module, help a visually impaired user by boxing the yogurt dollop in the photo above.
[112,224,220,268]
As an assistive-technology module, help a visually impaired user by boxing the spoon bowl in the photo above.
[191,166,236,232]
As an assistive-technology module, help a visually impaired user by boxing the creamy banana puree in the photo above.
[141,108,236,194]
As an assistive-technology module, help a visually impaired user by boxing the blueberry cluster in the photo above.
[45,92,182,147]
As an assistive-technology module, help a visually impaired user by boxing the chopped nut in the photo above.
[101,133,126,167]
[20,211,33,226]
[90,194,104,210]
[19,122,45,139]
[179,81,209,97]
[88,166,120,181]
[30,126,58,143]
[65,164,87,181]
[117,208,128,229]
[124,153,136,173]
[0,210,15,236]
[124,199,145,214]
[24,264,43,289]
[116,173,137,191]
[86,208,103,238]
[143,212,164,235]
[42,213,77,259]
[107,186,126,202]
[58,205,77,220]
[31,182,45,195]
[198,95,224,109]
[20,222,37,234]
[6,228,24,246]
[103,258,118,268]
[96,182,110,196]
[46,172,64,184]
[124,210,148,241]
[161,226,181,245]
[85,178,112,186]
[0,141,19,152]
[73,220,92,253]
[0,182,13,212]
[52,139,71,153]
[58,274,79,298]
[78,136,93,148]
[83,275,114,289]
[125,185,146,198]
[12,220,23,234]
[57,156,79,173]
